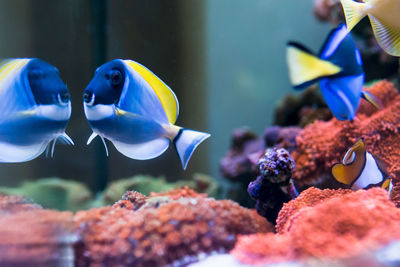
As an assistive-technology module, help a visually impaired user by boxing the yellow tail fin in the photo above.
[368,15,400,57]
[340,0,366,31]
[286,43,342,88]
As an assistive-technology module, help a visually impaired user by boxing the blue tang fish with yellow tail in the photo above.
[286,24,380,121]
[332,138,393,196]
[340,0,400,57]
[0,58,73,162]
[83,59,210,170]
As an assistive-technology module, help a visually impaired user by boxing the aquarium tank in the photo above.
[0,0,399,266]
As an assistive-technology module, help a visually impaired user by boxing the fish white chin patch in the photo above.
[37,102,71,121]
[84,104,115,121]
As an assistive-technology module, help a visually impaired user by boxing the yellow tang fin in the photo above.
[340,0,367,31]
[331,139,366,185]
[286,43,342,88]
[368,14,400,57]
[124,60,179,124]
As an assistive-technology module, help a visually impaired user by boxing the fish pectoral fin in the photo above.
[87,132,109,156]
[87,132,99,145]
[368,15,400,57]
[287,42,342,89]
[361,90,382,110]
[58,133,74,145]
[332,163,354,185]
[340,0,366,31]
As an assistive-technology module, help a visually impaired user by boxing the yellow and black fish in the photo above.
[332,138,392,194]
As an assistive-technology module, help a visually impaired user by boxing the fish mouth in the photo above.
[83,91,95,106]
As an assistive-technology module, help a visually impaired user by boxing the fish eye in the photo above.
[57,92,70,106]
[110,70,122,87]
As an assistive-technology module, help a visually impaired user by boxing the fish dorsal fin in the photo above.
[124,60,179,124]
[331,139,366,185]
[340,0,367,31]
[368,14,400,57]
[286,42,342,89]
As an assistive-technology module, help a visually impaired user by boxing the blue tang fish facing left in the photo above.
[286,24,380,121]
[83,59,210,170]
[0,58,73,162]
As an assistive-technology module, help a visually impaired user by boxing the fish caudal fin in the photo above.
[368,15,400,57]
[286,42,342,89]
[173,128,210,170]
[340,0,366,31]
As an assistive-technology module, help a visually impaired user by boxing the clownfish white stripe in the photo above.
[351,152,384,190]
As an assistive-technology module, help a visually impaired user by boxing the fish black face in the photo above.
[27,59,70,106]
[84,59,125,106]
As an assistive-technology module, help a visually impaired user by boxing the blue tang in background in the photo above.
[0,58,73,162]
[286,24,380,121]
[83,59,210,170]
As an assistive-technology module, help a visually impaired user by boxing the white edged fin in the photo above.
[340,0,366,31]
[174,129,210,170]
[368,14,400,57]
[59,133,74,145]
[111,138,170,160]
[87,132,99,145]
[0,141,48,162]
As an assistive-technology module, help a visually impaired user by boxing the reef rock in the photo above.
[292,81,400,198]
[248,148,297,223]
[74,187,272,267]
[231,187,400,265]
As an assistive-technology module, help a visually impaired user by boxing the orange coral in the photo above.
[74,189,272,267]
[231,188,400,265]
[292,81,400,200]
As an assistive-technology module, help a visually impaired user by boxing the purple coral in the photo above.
[248,148,297,223]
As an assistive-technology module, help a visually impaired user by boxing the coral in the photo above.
[101,173,220,205]
[276,187,352,233]
[292,81,400,197]
[232,188,400,265]
[0,194,76,266]
[74,188,272,267]
[263,126,301,152]
[248,148,297,223]
[0,177,93,211]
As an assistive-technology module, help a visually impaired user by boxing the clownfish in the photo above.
[0,58,73,162]
[331,138,393,195]
[286,24,380,121]
[83,59,210,170]
[340,0,400,57]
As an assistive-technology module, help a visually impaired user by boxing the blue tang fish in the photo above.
[332,138,393,196]
[0,58,73,162]
[286,24,380,121]
[83,59,210,170]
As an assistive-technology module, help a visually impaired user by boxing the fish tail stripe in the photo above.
[123,60,179,124]
[368,14,400,57]
[340,0,366,31]
[173,128,210,170]
[286,42,342,88]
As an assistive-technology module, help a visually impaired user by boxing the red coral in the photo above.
[292,81,400,203]
[231,188,400,265]
[74,190,272,267]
